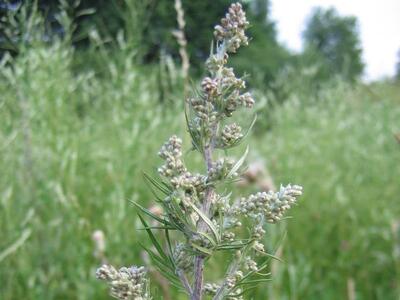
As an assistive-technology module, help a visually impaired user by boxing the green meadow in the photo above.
[1,3,400,300]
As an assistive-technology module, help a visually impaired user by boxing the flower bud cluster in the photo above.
[252,224,265,239]
[232,184,303,223]
[191,231,214,250]
[221,123,243,147]
[226,271,244,288]
[158,137,207,199]
[239,92,255,108]
[204,276,245,299]
[227,291,244,300]
[189,3,253,145]
[221,67,246,90]
[222,231,236,242]
[224,218,243,229]
[205,53,228,72]
[201,77,218,97]
[96,265,149,300]
[188,95,218,136]
[244,256,258,272]
[170,172,206,191]
[214,3,249,53]
[173,243,193,273]
[208,158,235,181]
[204,283,220,295]
[158,135,186,178]
[195,74,254,120]
[252,240,265,253]
[224,91,255,117]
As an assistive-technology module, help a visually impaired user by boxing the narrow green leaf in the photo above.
[169,197,192,230]
[230,286,257,297]
[215,242,247,251]
[258,251,283,262]
[236,259,271,286]
[254,271,271,277]
[185,101,202,152]
[197,232,217,247]
[137,226,176,230]
[190,242,213,256]
[130,201,172,226]
[226,146,249,178]
[160,179,173,192]
[138,214,169,262]
[142,246,181,288]
[140,243,172,271]
[186,201,220,243]
[143,172,171,195]
[141,177,166,203]
[164,229,177,268]
[235,278,272,287]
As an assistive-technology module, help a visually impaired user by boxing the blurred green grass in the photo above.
[254,82,400,299]
[1,38,400,300]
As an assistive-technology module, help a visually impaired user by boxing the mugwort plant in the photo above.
[96,3,302,300]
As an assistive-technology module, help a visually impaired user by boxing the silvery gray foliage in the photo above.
[96,3,302,300]
[96,265,149,300]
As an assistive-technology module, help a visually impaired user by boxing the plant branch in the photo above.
[212,259,240,300]
[192,124,218,300]
[212,245,250,300]
[177,269,193,296]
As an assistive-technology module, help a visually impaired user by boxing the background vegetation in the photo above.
[1,1,399,299]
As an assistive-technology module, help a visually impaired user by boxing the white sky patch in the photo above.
[270,0,400,80]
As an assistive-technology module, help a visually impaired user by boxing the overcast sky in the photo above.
[270,0,400,80]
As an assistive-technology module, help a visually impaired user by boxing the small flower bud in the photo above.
[213,3,249,53]
[96,264,149,300]
[201,77,218,97]
[244,257,258,271]
[221,123,243,147]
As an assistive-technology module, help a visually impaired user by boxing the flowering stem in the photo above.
[212,259,240,300]
[212,245,249,300]
[192,125,218,300]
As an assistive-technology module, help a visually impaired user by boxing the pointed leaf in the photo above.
[186,201,220,243]
[143,172,171,195]
[227,146,249,178]
[190,242,213,256]
[143,246,181,288]
[235,278,272,287]
[131,201,172,226]
[197,232,217,247]
[137,226,176,230]
[164,229,177,268]
[138,214,169,262]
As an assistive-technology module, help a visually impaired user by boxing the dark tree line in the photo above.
[303,7,364,81]
[1,0,369,82]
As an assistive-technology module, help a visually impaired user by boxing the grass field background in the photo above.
[1,32,400,300]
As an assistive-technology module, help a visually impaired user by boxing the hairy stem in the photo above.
[192,38,226,300]
[212,260,240,300]
[212,245,250,300]
[192,256,205,300]
[192,125,218,300]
